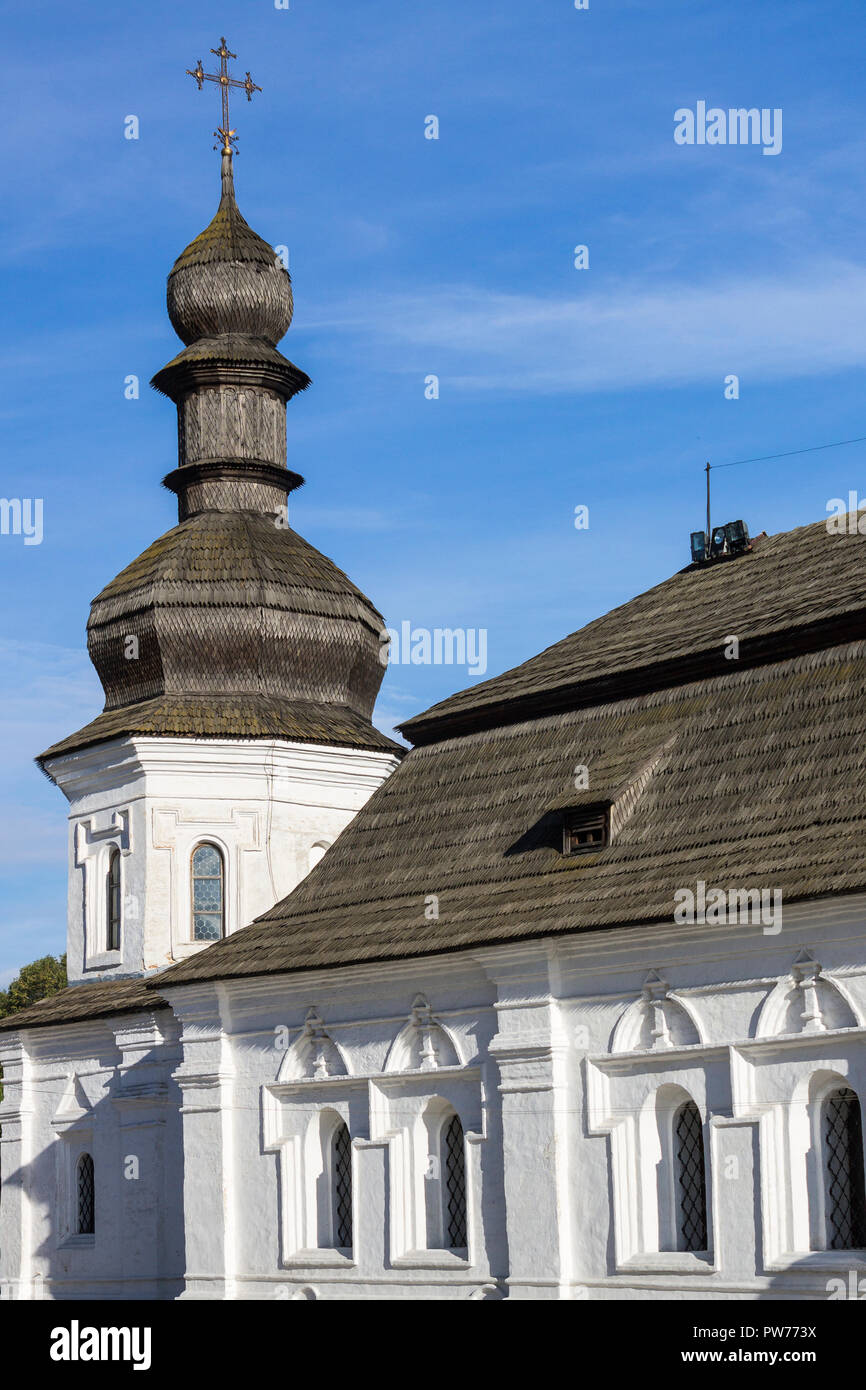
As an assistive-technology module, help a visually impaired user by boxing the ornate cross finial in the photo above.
[186,37,262,155]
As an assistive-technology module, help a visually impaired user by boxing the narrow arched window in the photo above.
[191,844,224,941]
[332,1123,353,1250]
[106,848,121,952]
[443,1114,467,1249]
[674,1101,707,1252]
[823,1087,866,1249]
[77,1153,95,1235]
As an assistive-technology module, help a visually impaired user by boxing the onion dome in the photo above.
[40,508,397,763]
[152,152,309,414]
[39,145,400,768]
[166,152,294,346]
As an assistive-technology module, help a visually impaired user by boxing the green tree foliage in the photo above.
[0,954,67,1020]
[0,954,67,1104]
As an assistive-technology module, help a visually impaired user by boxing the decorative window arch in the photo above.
[77,1153,95,1235]
[423,1102,468,1252]
[821,1086,866,1250]
[106,847,121,953]
[191,843,225,941]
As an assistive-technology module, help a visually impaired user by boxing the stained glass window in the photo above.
[106,848,121,952]
[824,1087,866,1250]
[674,1101,707,1252]
[77,1153,95,1235]
[192,843,224,941]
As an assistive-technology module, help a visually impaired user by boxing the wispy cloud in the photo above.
[307,262,866,395]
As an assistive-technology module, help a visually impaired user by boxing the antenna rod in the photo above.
[705,460,711,541]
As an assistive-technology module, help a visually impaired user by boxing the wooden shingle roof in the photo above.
[150,517,866,988]
[0,979,169,1033]
[40,512,401,766]
[402,519,866,742]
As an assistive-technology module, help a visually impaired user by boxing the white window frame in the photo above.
[423,1104,468,1254]
[313,1109,354,1253]
[808,1074,866,1254]
[152,808,260,959]
[55,1128,96,1250]
[729,1031,866,1272]
[371,1071,481,1269]
[74,810,129,970]
[264,1085,359,1268]
[587,1046,720,1274]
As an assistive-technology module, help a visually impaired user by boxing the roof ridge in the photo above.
[400,516,866,743]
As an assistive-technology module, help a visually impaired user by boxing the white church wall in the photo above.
[163,958,504,1300]
[45,736,400,984]
[4,893,866,1300]
[0,1010,184,1301]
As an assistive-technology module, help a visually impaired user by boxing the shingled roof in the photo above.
[0,979,169,1034]
[41,512,402,767]
[39,694,400,762]
[401,517,866,742]
[149,516,866,988]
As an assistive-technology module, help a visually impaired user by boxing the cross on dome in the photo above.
[186,37,262,154]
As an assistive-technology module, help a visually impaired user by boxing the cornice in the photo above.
[162,458,304,500]
[44,734,401,801]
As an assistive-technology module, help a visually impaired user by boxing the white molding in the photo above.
[74,809,129,971]
[46,736,400,803]
[153,806,257,956]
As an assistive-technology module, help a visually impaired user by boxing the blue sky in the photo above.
[2,0,866,984]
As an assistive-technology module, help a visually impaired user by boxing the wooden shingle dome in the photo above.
[166,151,294,346]
[40,149,399,767]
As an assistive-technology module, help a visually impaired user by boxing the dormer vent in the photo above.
[562,806,609,855]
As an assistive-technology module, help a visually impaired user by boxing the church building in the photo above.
[2,61,866,1301]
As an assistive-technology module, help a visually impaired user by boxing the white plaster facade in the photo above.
[45,736,400,982]
[4,893,866,1299]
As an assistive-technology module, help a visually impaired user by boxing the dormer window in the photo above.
[562,807,609,855]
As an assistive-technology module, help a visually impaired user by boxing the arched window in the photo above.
[673,1100,707,1252]
[423,1105,468,1252]
[106,848,121,952]
[331,1122,353,1250]
[823,1087,866,1249]
[314,1114,353,1251]
[443,1114,467,1249]
[191,844,224,941]
[77,1153,95,1235]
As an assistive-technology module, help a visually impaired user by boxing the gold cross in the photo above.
[187,37,262,154]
